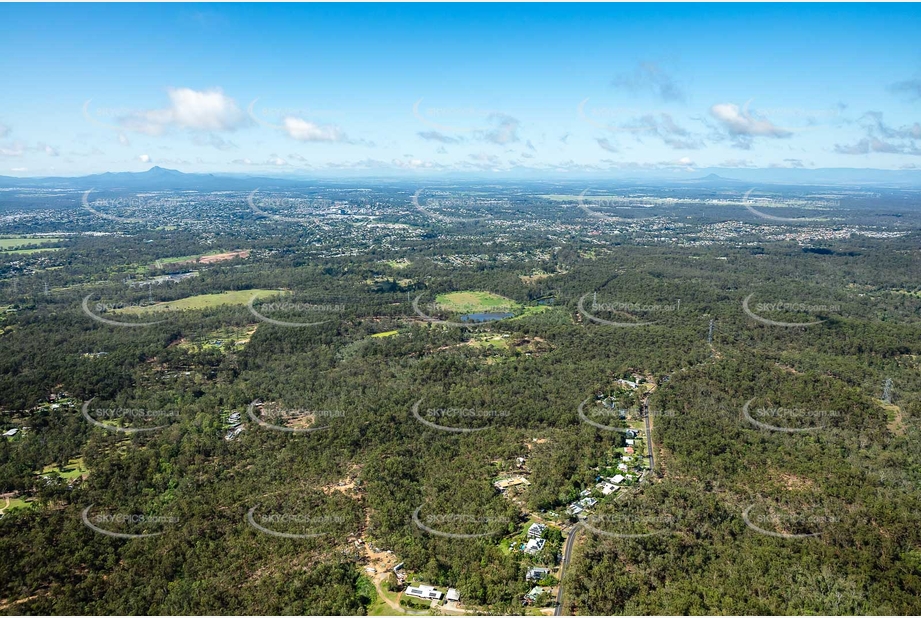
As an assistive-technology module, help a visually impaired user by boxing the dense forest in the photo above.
[0,187,920,615]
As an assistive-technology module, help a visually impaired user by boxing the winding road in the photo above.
[554,523,582,616]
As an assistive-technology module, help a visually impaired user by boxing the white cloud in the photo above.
[10,167,27,172]
[418,131,461,144]
[833,112,921,156]
[118,132,130,146]
[137,154,151,163]
[710,103,791,148]
[120,87,248,135]
[481,113,520,145]
[0,142,26,157]
[719,158,755,168]
[282,117,346,142]
[613,62,685,103]
[192,132,237,151]
[627,113,702,149]
[596,137,619,153]
[0,141,60,158]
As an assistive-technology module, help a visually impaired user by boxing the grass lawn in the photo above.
[2,496,37,513]
[367,598,394,616]
[0,247,62,255]
[155,252,215,265]
[115,289,282,314]
[0,237,62,249]
[435,291,521,313]
[508,306,554,321]
[39,457,87,480]
[468,333,510,350]
[371,330,399,338]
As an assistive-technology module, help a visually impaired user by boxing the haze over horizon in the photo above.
[2,3,921,178]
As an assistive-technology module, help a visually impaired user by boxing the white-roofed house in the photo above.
[524,538,545,554]
[405,585,443,600]
[527,522,547,538]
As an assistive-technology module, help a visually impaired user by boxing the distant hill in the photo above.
[0,166,309,191]
[691,167,921,188]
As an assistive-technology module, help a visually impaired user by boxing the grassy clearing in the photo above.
[508,306,553,321]
[0,247,62,255]
[155,254,203,265]
[385,259,411,269]
[371,330,399,338]
[879,400,906,434]
[0,237,62,249]
[115,289,282,314]
[435,291,520,313]
[38,457,87,480]
[468,333,509,350]
[3,496,37,513]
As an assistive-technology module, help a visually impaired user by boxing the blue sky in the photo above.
[1,3,921,176]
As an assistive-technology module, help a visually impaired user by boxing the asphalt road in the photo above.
[643,400,654,471]
[554,523,582,616]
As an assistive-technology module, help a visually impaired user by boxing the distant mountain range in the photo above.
[0,165,920,190]
[0,166,310,191]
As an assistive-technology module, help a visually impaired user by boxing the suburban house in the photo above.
[494,476,530,491]
[2,428,18,438]
[446,588,460,603]
[527,523,546,538]
[526,567,551,581]
[523,586,547,604]
[524,538,545,554]
[405,585,443,601]
[599,483,619,495]
[610,474,625,484]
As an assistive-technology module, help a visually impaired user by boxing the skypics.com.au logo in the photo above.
[742,399,841,433]
[246,401,343,434]
[246,507,349,539]
[411,399,508,433]
[247,295,342,328]
[412,189,492,224]
[742,293,838,327]
[82,505,179,539]
[742,503,839,539]
[81,295,165,328]
[411,506,512,540]
[81,399,179,434]
[578,293,679,327]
